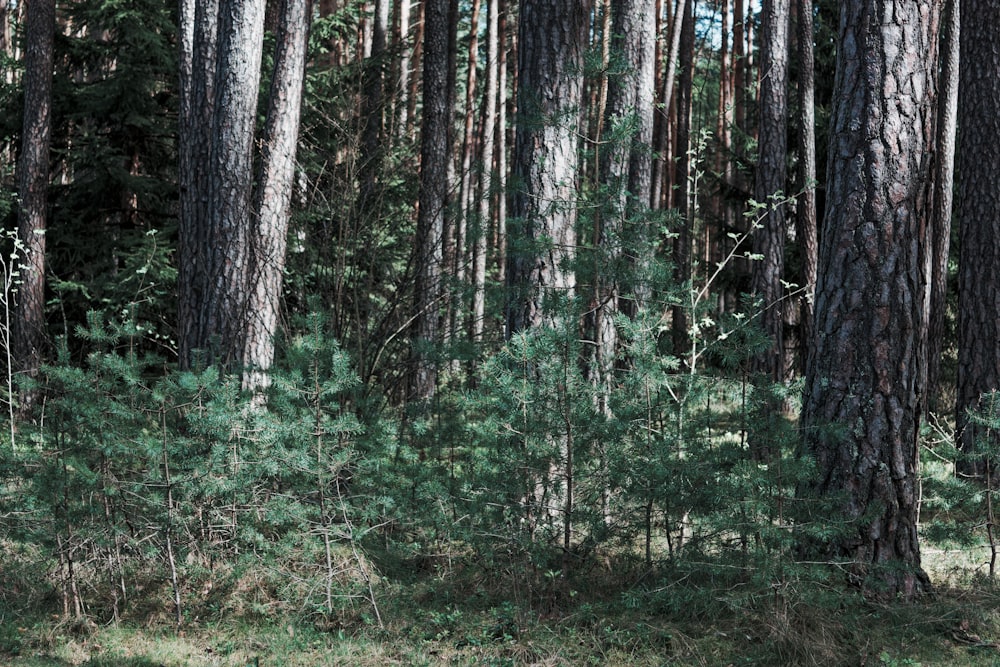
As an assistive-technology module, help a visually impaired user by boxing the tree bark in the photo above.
[670,0,694,356]
[358,0,390,204]
[926,0,956,411]
[800,0,936,598]
[244,0,313,391]
[751,0,790,390]
[411,0,455,400]
[178,0,220,370]
[504,0,590,335]
[794,0,818,372]
[203,0,267,370]
[595,0,655,375]
[956,0,1000,479]
[12,0,55,414]
[472,0,500,342]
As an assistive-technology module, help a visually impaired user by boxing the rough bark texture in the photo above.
[203,0,267,370]
[800,0,936,598]
[411,0,454,400]
[595,0,655,375]
[956,0,1000,478]
[925,0,955,409]
[178,0,220,370]
[244,0,312,391]
[794,0,818,370]
[751,0,790,386]
[504,0,590,335]
[12,0,55,408]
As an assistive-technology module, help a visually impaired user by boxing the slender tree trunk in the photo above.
[358,0,390,204]
[472,0,500,342]
[800,0,937,599]
[650,0,686,211]
[956,0,1000,479]
[391,0,413,138]
[794,0,817,373]
[750,0,790,427]
[411,0,454,400]
[244,0,313,391]
[505,0,590,335]
[494,0,509,283]
[670,0,694,356]
[12,0,55,415]
[927,0,957,410]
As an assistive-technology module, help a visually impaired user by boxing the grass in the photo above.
[6,548,1000,667]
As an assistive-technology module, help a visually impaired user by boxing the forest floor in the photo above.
[4,544,1000,666]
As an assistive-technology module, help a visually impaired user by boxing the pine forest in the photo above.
[3,0,1000,664]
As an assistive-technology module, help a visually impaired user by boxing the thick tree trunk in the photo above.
[504,0,590,335]
[956,0,1000,479]
[411,0,454,400]
[596,0,655,374]
[750,0,790,389]
[12,0,55,414]
[244,0,312,391]
[800,0,936,599]
[203,0,267,370]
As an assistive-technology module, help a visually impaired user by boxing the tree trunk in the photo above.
[926,0,956,411]
[411,0,454,401]
[203,0,267,370]
[596,0,655,373]
[504,0,590,335]
[472,0,500,342]
[800,0,937,599]
[359,0,390,204]
[178,0,220,370]
[794,0,817,372]
[670,0,694,356]
[650,0,686,211]
[244,0,313,391]
[956,0,1000,479]
[12,0,55,415]
[750,0,790,390]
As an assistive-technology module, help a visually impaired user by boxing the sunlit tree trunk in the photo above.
[244,0,313,391]
[203,0,267,370]
[956,0,1000,479]
[596,0,655,375]
[12,0,55,414]
[472,0,499,342]
[801,0,937,599]
[650,0,686,211]
[505,0,590,334]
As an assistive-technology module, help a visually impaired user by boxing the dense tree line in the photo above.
[0,0,994,623]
